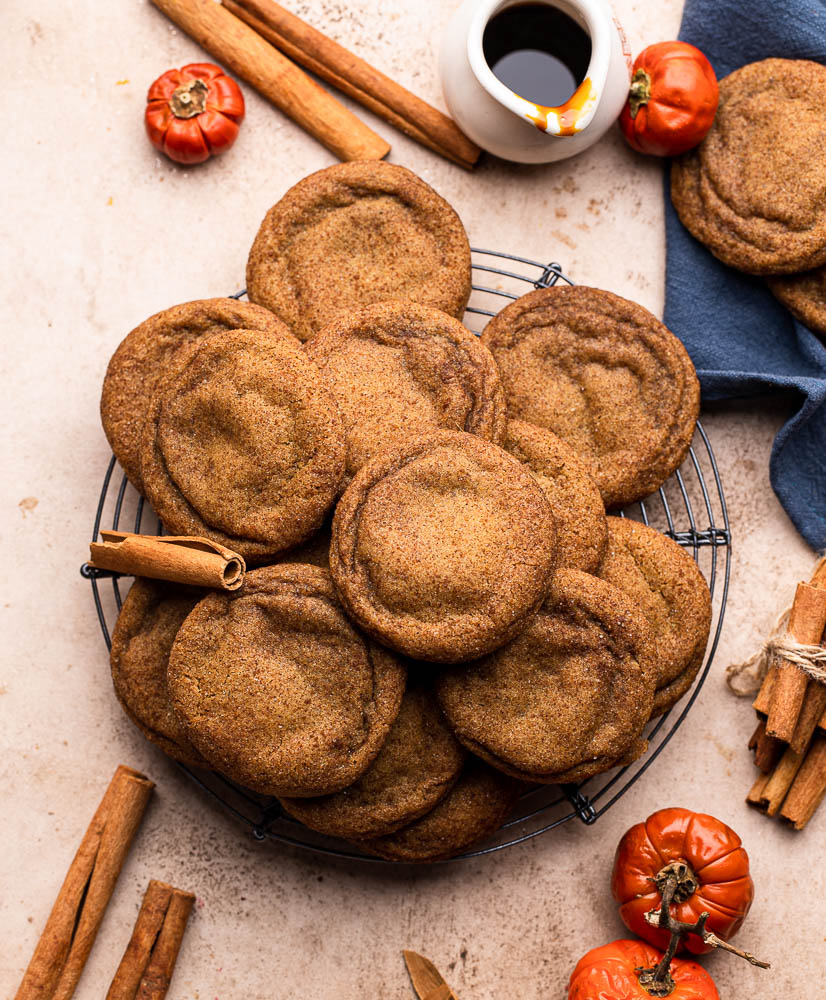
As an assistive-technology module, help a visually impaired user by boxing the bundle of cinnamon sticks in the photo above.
[745,561,826,829]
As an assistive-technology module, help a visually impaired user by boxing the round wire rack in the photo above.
[83,248,731,862]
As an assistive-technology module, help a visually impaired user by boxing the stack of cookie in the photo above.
[102,161,711,861]
[671,58,826,337]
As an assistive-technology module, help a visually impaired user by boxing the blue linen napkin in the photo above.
[664,0,826,550]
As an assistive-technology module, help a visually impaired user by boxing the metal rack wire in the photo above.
[83,248,731,862]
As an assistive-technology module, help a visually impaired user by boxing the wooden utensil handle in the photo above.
[150,0,390,161]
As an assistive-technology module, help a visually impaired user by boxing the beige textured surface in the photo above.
[1,1,822,998]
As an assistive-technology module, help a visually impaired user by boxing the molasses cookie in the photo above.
[279,684,465,839]
[167,564,406,797]
[140,329,345,563]
[481,286,699,508]
[246,162,472,341]
[306,301,506,483]
[503,419,607,572]
[101,298,296,491]
[671,59,826,275]
[109,578,208,768]
[330,431,557,663]
[596,517,711,717]
[435,569,656,783]
[360,758,522,862]
[768,265,826,337]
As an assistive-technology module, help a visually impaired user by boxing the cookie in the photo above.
[167,564,406,797]
[306,301,506,483]
[503,419,607,572]
[481,286,699,508]
[246,162,472,341]
[279,684,465,839]
[330,431,557,663]
[140,329,345,563]
[597,517,711,717]
[360,758,522,862]
[767,265,826,337]
[435,569,656,783]
[101,298,296,491]
[671,59,826,275]
[109,578,208,768]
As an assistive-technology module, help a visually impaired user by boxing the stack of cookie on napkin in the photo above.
[671,58,826,336]
[102,161,711,861]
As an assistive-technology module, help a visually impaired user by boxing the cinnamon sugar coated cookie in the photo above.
[671,59,826,275]
[503,419,607,572]
[597,517,711,717]
[279,684,465,839]
[481,286,699,507]
[330,431,557,663]
[360,758,522,862]
[101,298,297,491]
[246,161,472,341]
[109,578,208,768]
[435,569,656,783]
[768,265,826,337]
[167,564,406,797]
[306,301,506,483]
[139,329,345,563]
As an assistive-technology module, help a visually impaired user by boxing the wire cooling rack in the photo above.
[83,248,731,862]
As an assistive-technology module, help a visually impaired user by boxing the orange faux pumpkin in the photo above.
[145,63,245,165]
[611,807,754,955]
[568,939,720,1000]
[620,41,718,156]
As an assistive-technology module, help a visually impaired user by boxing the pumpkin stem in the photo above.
[635,869,770,995]
[653,860,698,903]
[169,78,209,119]
[627,68,651,120]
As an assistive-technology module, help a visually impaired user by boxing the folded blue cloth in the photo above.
[664,0,826,550]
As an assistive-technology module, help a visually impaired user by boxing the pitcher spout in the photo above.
[440,0,632,163]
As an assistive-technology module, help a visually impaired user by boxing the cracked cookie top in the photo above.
[167,564,406,797]
[330,431,557,663]
[246,161,472,341]
[482,285,699,508]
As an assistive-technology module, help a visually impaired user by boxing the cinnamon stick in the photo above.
[779,733,826,830]
[106,881,195,1000]
[752,665,776,717]
[748,718,784,773]
[16,765,154,1000]
[150,0,390,162]
[89,531,245,591]
[765,582,826,742]
[746,772,770,807]
[222,0,481,169]
[790,681,826,756]
[760,746,805,816]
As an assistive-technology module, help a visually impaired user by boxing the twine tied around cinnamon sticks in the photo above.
[729,554,826,829]
[726,606,826,697]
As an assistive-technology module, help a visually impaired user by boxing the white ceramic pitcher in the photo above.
[440,0,632,163]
